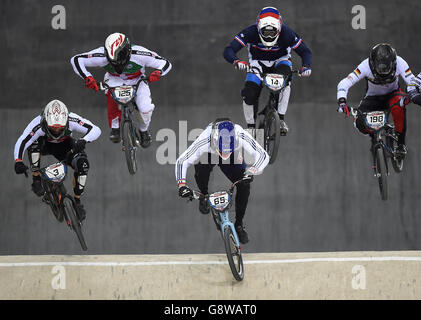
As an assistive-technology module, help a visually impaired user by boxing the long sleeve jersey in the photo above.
[223,23,312,67]
[337,56,416,100]
[70,45,172,83]
[175,123,269,185]
[14,112,101,161]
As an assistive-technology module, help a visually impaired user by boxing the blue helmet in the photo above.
[211,118,236,160]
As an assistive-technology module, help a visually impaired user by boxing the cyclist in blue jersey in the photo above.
[224,7,312,135]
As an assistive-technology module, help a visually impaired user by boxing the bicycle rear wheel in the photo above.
[62,195,87,251]
[386,135,404,173]
[375,147,388,201]
[223,226,244,281]
[264,109,281,164]
[122,121,137,175]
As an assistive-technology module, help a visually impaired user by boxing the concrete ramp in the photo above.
[1,251,421,299]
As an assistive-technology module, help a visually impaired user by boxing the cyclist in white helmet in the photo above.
[70,32,172,147]
[13,100,101,221]
[223,7,312,135]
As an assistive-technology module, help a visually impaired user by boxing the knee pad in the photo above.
[241,81,261,106]
[27,142,41,171]
[71,154,89,175]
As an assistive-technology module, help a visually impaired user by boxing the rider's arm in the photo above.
[237,125,269,175]
[337,59,368,101]
[175,127,211,186]
[223,25,254,64]
[68,113,102,143]
[70,47,108,80]
[408,72,421,106]
[131,46,172,77]
[283,24,312,67]
[13,116,44,161]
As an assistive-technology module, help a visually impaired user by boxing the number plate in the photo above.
[113,86,135,104]
[365,111,386,130]
[44,162,67,182]
[264,74,285,91]
[209,191,230,211]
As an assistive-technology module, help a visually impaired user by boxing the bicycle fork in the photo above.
[371,141,389,178]
[219,211,241,249]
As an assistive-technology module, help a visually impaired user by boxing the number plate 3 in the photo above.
[44,162,67,182]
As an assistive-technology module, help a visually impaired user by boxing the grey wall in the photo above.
[2,1,421,254]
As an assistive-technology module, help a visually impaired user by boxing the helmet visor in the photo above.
[375,61,393,76]
[261,27,278,38]
[48,125,65,138]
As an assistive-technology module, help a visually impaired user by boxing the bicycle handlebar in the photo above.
[98,75,148,91]
[245,65,298,77]
[188,176,254,201]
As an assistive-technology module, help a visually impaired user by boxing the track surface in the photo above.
[1,251,421,299]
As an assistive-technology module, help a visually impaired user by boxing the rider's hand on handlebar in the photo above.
[148,70,162,83]
[233,60,249,71]
[337,98,350,117]
[14,160,28,176]
[178,185,193,198]
[85,76,99,92]
[299,66,311,77]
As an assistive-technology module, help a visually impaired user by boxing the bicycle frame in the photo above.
[191,177,251,242]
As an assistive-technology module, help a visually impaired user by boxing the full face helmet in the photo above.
[210,118,237,160]
[41,99,69,140]
[105,32,132,74]
[369,43,397,84]
[257,7,282,48]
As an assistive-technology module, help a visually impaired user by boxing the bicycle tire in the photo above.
[122,121,137,175]
[375,147,388,201]
[264,109,281,164]
[223,225,244,281]
[62,195,87,251]
[45,184,63,222]
[386,135,404,173]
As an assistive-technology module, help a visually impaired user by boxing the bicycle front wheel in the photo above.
[62,195,87,251]
[264,109,281,164]
[375,147,388,201]
[122,121,137,175]
[386,135,404,173]
[223,226,244,281]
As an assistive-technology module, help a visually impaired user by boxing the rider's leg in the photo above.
[274,61,293,135]
[27,138,44,196]
[389,89,409,156]
[70,153,90,221]
[135,82,155,148]
[219,162,250,244]
[194,162,215,214]
[107,92,121,143]
[354,95,388,136]
[241,73,262,129]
